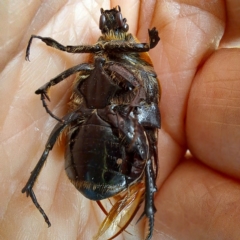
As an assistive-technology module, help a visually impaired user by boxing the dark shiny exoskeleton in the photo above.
[22,6,160,240]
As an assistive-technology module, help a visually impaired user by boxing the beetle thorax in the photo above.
[101,30,127,41]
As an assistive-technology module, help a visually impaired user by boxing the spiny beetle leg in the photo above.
[30,189,51,227]
[25,34,103,61]
[137,159,157,240]
[35,63,94,94]
[26,35,69,61]
[40,94,62,122]
[35,63,93,121]
[25,35,38,61]
[25,35,68,61]
[22,111,80,226]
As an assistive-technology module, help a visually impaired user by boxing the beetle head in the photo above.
[99,6,129,34]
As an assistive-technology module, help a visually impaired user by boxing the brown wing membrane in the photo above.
[93,182,145,240]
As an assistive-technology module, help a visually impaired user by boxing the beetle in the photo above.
[22,6,160,240]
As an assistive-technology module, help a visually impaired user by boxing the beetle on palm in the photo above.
[22,6,160,240]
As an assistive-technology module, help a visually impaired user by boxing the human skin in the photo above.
[0,0,240,239]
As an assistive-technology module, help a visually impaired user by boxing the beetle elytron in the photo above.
[22,6,160,240]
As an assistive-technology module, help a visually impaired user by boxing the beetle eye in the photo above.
[116,12,123,27]
[99,14,106,30]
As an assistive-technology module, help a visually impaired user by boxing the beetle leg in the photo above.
[101,28,160,53]
[106,62,140,88]
[25,35,102,61]
[148,27,160,49]
[40,93,62,122]
[106,63,148,106]
[22,111,80,227]
[103,41,150,52]
[137,159,157,240]
[102,29,160,53]
[34,63,93,121]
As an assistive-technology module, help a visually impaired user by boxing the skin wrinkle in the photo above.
[178,1,225,21]
[36,163,65,239]
[45,169,64,225]
[138,2,155,40]
[134,3,141,37]
[24,3,54,38]
[44,174,71,240]
[80,3,92,19]
[0,110,36,143]
[180,3,224,23]
[206,196,222,231]
[203,182,224,226]
[150,1,159,24]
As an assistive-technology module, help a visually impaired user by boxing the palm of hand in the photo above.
[0,1,240,240]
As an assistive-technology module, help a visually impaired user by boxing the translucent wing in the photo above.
[94,182,145,240]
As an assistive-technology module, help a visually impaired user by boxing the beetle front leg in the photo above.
[102,28,160,53]
[148,27,160,49]
[26,35,102,61]
[35,63,93,121]
[22,111,80,226]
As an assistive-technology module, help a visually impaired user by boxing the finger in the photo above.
[154,0,225,140]
[220,0,240,48]
[186,48,240,178]
[155,159,240,239]
[150,1,226,184]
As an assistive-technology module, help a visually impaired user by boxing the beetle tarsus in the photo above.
[136,159,157,239]
[29,188,51,227]
[34,63,94,120]
[148,27,160,49]
[22,112,80,226]
[25,35,34,61]
[40,94,63,122]
[145,215,154,240]
[22,148,52,226]
[25,35,44,61]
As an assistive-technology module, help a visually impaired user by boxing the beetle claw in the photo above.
[25,55,30,61]
[42,91,50,102]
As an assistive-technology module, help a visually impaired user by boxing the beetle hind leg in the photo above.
[23,184,51,227]
[22,148,52,226]
[137,159,157,240]
[22,111,80,226]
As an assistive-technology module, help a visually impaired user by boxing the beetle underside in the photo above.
[22,6,160,240]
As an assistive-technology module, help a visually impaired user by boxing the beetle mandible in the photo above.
[22,6,161,240]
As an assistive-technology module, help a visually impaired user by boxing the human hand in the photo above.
[0,1,239,240]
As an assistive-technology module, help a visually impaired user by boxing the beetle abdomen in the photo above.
[65,110,142,200]
[65,125,128,200]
